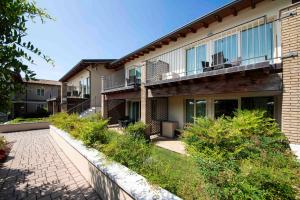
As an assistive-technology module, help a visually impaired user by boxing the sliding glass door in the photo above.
[213,34,238,66]
[186,44,207,75]
[186,99,206,123]
[241,23,273,64]
[129,101,140,122]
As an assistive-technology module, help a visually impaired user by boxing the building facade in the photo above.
[12,79,61,118]
[59,59,115,114]
[100,0,300,144]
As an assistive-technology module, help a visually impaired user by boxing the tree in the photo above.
[0,0,54,113]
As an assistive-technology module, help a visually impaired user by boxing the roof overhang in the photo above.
[59,59,116,82]
[108,0,265,69]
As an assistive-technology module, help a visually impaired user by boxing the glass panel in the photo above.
[129,68,135,77]
[241,23,273,65]
[186,48,195,75]
[241,96,274,118]
[130,101,140,122]
[196,45,207,74]
[186,99,194,123]
[213,34,237,65]
[214,99,238,118]
[41,89,44,96]
[196,100,206,117]
[136,66,141,79]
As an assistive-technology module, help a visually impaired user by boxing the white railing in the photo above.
[146,16,281,83]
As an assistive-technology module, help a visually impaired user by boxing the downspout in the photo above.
[86,67,92,106]
[25,82,28,113]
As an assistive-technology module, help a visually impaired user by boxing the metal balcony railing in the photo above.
[146,16,281,84]
[103,69,125,91]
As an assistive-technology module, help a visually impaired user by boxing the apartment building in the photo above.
[59,59,115,113]
[12,79,61,117]
[100,0,300,144]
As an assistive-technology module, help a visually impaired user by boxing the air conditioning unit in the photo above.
[162,121,178,138]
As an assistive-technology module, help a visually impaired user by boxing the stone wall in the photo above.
[281,3,300,144]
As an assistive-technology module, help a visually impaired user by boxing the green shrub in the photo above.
[102,134,151,170]
[125,121,147,139]
[49,112,80,136]
[80,119,110,146]
[183,110,300,199]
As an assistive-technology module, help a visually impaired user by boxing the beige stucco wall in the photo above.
[88,64,114,108]
[124,0,291,74]
[66,69,90,92]
[14,83,60,102]
[64,64,114,108]
[168,91,282,129]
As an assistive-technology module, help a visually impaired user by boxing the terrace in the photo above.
[102,68,141,94]
[145,16,282,87]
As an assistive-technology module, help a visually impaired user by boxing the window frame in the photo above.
[185,42,208,76]
[185,98,207,124]
[36,88,45,96]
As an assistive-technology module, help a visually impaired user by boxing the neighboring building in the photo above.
[100,0,300,145]
[12,79,61,118]
[59,59,115,114]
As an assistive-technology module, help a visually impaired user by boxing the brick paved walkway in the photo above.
[0,129,101,200]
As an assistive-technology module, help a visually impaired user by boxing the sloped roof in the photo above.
[59,59,116,82]
[109,0,265,68]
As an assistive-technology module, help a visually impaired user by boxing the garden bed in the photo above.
[49,112,300,199]
[50,125,181,200]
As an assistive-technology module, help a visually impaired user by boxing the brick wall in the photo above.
[281,3,300,144]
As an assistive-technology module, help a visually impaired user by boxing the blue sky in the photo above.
[26,0,232,80]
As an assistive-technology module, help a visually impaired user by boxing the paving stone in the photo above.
[0,129,101,200]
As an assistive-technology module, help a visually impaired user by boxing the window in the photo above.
[79,78,90,97]
[186,44,207,75]
[241,23,273,64]
[128,66,141,85]
[214,99,238,118]
[241,96,274,118]
[213,34,238,65]
[186,99,206,123]
[36,88,44,96]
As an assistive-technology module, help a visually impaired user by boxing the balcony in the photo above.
[145,16,281,86]
[103,69,141,93]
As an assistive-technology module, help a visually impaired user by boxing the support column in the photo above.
[100,76,108,118]
[61,82,68,112]
[140,62,151,137]
[281,4,300,144]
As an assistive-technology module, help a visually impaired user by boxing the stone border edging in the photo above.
[0,122,49,133]
[50,125,181,200]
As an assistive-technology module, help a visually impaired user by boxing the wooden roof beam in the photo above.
[187,27,197,33]
[155,44,162,48]
[176,33,186,38]
[200,22,209,28]
[169,37,177,42]
[162,41,169,45]
[215,15,222,22]
[231,7,238,16]
[251,0,256,9]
